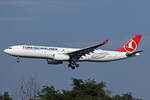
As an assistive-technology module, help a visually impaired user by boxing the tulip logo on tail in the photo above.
[124,40,137,52]
[116,35,142,52]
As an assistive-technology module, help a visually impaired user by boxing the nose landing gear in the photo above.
[17,56,20,63]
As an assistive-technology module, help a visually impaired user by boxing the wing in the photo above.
[67,40,108,60]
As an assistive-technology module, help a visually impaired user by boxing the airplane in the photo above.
[4,35,143,69]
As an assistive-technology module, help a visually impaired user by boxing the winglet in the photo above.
[102,40,108,45]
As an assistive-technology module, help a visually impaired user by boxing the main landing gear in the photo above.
[68,60,79,69]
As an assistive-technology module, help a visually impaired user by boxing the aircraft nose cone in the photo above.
[3,49,8,54]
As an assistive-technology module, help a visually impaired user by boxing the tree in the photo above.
[69,78,112,100]
[39,86,62,100]
[18,77,40,100]
[0,92,12,100]
[0,78,142,100]
[112,93,142,100]
[38,78,142,100]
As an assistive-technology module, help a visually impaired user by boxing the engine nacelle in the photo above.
[54,54,70,61]
[47,59,63,64]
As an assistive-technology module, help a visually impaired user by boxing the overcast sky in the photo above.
[0,0,150,99]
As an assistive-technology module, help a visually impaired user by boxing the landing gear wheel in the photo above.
[68,64,72,67]
[68,59,79,69]
[17,57,20,63]
[76,64,79,67]
[71,67,75,69]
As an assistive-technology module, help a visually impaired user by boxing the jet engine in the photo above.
[47,59,63,64]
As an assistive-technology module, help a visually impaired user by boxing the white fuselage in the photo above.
[4,45,128,62]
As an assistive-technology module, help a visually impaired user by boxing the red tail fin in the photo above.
[116,35,142,52]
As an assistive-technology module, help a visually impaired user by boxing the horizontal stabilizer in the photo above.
[126,50,143,57]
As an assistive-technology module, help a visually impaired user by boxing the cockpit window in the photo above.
[8,47,12,49]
